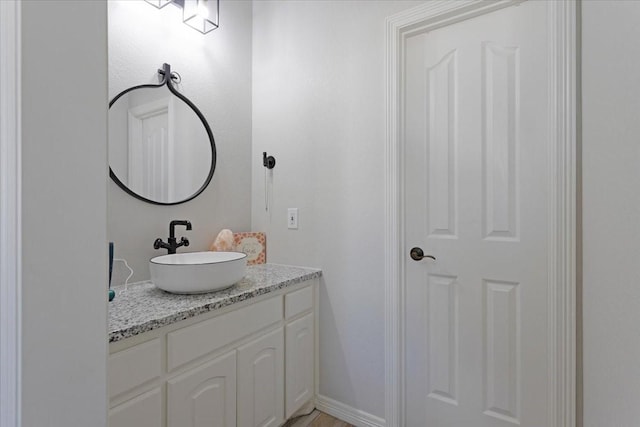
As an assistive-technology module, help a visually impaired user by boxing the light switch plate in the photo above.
[287,208,298,229]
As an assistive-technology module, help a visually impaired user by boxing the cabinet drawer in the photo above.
[285,285,313,319]
[167,296,283,371]
[109,338,161,399]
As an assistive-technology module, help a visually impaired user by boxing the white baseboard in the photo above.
[315,394,385,427]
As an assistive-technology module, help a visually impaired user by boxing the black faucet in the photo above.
[154,220,192,254]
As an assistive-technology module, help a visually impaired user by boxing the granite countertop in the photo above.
[108,263,322,343]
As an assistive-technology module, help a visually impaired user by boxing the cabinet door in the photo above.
[167,350,236,427]
[237,328,284,427]
[285,313,314,418]
[109,388,162,427]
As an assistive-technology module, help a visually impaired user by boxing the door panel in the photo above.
[237,328,284,427]
[109,388,162,427]
[285,313,314,418]
[167,350,236,427]
[404,2,549,426]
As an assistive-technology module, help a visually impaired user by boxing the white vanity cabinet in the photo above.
[108,278,317,427]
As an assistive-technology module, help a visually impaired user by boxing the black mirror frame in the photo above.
[109,63,217,205]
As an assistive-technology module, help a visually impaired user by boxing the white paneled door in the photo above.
[404,1,551,426]
[128,98,174,202]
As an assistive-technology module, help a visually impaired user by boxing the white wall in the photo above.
[108,0,252,281]
[251,1,422,419]
[21,1,108,426]
[582,1,640,425]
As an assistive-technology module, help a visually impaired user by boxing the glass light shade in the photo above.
[183,0,219,34]
[145,0,173,8]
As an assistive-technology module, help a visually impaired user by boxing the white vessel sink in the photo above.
[150,251,247,294]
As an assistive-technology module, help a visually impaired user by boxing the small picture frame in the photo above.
[233,232,266,265]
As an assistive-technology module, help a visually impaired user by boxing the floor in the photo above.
[284,410,353,427]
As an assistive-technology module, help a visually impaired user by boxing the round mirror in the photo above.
[108,64,216,205]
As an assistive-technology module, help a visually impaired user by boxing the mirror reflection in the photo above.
[108,84,213,204]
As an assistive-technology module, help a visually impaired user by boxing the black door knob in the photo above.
[410,247,436,261]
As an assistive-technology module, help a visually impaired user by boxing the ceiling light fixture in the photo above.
[145,0,219,34]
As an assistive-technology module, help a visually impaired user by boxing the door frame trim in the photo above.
[384,1,577,426]
[0,1,22,426]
